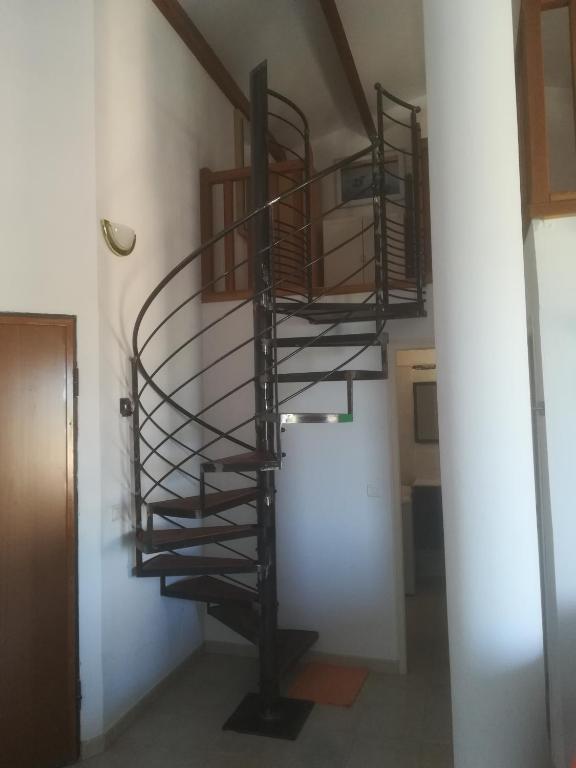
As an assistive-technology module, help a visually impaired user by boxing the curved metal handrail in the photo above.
[132,82,424,515]
[375,83,421,113]
[131,144,374,361]
[130,78,426,595]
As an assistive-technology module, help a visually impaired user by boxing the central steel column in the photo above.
[250,61,280,713]
[223,61,314,740]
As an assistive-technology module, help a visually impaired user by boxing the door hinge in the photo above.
[73,367,79,398]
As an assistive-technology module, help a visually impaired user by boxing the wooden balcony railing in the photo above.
[517,0,576,222]
[200,159,323,302]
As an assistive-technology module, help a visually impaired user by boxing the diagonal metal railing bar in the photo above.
[138,105,420,498]
[382,167,408,182]
[270,142,304,162]
[219,574,259,593]
[133,145,376,358]
[278,331,380,408]
[275,199,307,218]
[138,461,186,501]
[156,514,187,530]
[139,263,380,499]
[144,298,379,501]
[136,171,377,369]
[386,197,407,210]
[382,138,413,156]
[142,285,379,501]
[213,541,256,562]
[379,109,411,129]
[138,223,378,433]
[273,170,306,187]
[138,400,257,489]
[137,212,379,433]
[267,111,305,139]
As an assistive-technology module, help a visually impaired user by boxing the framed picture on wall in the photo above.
[413,381,439,443]
[336,153,404,206]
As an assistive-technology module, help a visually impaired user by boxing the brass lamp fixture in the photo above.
[100,219,136,256]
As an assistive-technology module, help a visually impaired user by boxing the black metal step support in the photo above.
[223,60,314,741]
[251,60,279,714]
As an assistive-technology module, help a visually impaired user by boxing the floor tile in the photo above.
[76,570,452,768]
[419,741,454,768]
[345,737,420,768]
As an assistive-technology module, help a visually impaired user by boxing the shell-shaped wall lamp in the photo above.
[100,219,136,256]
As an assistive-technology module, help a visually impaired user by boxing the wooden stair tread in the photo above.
[163,575,258,603]
[203,451,279,473]
[136,525,258,554]
[276,370,385,383]
[273,333,383,348]
[138,554,257,576]
[207,604,318,673]
[149,488,258,518]
[274,301,424,324]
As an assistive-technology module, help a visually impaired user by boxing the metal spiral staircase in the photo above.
[128,61,426,739]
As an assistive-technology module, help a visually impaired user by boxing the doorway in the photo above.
[394,348,450,682]
[0,315,79,767]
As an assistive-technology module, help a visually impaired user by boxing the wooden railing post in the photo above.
[200,167,214,298]
[521,0,550,214]
[223,180,235,292]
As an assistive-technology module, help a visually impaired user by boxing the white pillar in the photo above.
[422,2,549,767]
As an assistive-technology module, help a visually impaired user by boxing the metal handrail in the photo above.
[132,80,425,518]
[131,145,375,361]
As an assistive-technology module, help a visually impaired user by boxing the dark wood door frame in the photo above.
[0,312,80,766]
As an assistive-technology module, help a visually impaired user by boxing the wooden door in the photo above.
[0,315,78,768]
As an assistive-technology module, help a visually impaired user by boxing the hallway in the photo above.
[78,583,452,768]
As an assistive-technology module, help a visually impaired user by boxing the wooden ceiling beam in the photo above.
[318,0,376,139]
[150,0,285,161]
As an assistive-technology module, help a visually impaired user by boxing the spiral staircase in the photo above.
[128,61,426,738]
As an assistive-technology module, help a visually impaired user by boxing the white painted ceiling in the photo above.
[179,0,426,140]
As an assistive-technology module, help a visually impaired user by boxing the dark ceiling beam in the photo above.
[150,0,285,161]
[318,0,376,139]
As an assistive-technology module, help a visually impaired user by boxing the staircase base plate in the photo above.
[223,693,314,740]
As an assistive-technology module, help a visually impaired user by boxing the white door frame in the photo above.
[387,338,436,674]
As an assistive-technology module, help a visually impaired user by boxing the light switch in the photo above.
[367,483,383,498]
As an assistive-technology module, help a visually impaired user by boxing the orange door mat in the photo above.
[288,662,369,707]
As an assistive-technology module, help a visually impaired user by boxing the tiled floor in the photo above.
[79,569,452,768]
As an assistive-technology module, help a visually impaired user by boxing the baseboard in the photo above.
[203,640,400,674]
[80,643,205,759]
[80,734,106,760]
[81,640,400,758]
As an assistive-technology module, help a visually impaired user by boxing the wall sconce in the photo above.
[100,219,136,256]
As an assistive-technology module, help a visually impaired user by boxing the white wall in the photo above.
[94,0,235,731]
[424,0,548,765]
[1,0,239,745]
[525,217,576,768]
[0,0,104,742]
